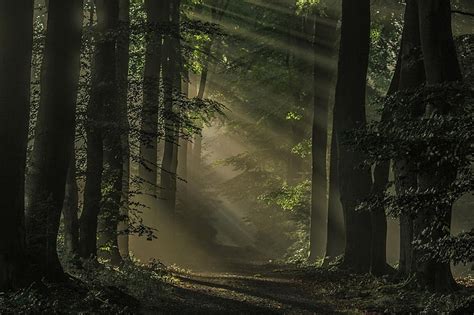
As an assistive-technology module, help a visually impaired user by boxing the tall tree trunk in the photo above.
[178,75,190,207]
[80,0,119,260]
[396,0,426,276]
[333,0,373,273]
[96,0,126,266]
[324,133,345,262]
[139,0,167,199]
[309,13,338,261]
[285,5,307,185]
[414,0,462,291]
[63,150,80,259]
[192,0,229,178]
[369,54,401,276]
[117,0,131,260]
[0,0,34,290]
[26,0,83,280]
[160,0,181,213]
[193,68,206,176]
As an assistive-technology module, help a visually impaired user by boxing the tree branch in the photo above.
[451,10,474,17]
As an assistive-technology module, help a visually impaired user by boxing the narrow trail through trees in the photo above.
[143,263,337,314]
[141,262,474,314]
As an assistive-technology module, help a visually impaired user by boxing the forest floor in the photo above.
[143,262,474,314]
[1,260,473,314]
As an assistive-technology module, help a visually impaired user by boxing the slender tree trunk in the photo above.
[324,133,345,262]
[192,58,208,180]
[333,0,373,273]
[117,0,131,260]
[309,13,338,261]
[63,150,80,258]
[284,4,304,185]
[178,75,190,207]
[192,1,229,177]
[369,156,390,274]
[193,61,206,175]
[369,54,401,276]
[414,0,462,291]
[178,138,188,196]
[0,0,34,290]
[26,0,83,280]
[160,0,181,213]
[396,0,425,276]
[80,0,119,260]
[98,115,123,265]
[96,0,126,266]
[139,0,167,199]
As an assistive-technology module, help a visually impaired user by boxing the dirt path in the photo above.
[139,262,474,314]
[171,272,336,314]
[143,264,341,314]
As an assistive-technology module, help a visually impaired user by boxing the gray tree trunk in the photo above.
[309,12,338,262]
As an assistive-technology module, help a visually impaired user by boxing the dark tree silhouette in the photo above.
[333,0,373,273]
[80,0,119,260]
[160,0,182,213]
[139,0,168,200]
[0,0,34,290]
[26,0,84,281]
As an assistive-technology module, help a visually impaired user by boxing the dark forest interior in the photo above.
[0,0,473,313]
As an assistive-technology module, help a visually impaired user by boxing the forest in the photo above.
[0,0,473,313]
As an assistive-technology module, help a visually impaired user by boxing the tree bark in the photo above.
[80,0,119,260]
[117,0,131,260]
[96,0,127,266]
[160,0,181,213]
[25,0,83,281]
[192,0,229,178]
[0,0,34,290]
[178,75,190,207]
[324,133,345,262]
[63,150,80,259]
[333,0,373,273]
[285,6,311,185]
[369,53,401,276]
[415,0,462,291]
[396,0,425,276]
[139,0,168,199]
[309,13,338,262]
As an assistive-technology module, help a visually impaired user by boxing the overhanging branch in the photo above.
[451,10,474,17]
